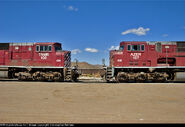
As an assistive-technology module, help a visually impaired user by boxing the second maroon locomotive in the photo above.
[105,41,185,82]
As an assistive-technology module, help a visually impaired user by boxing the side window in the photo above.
[44,45,48,51]
[132,45,140,51]
[36,45,39,52]
[40,45,44,51]
[55,45,61,51]
[127,45,131,51]
[141,45,145,51]
[120,45,124,50]
[36,45,50,52]
[48,45,52,51]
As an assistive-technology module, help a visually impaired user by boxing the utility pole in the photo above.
[102,58,105,67]
[74,58,78,68]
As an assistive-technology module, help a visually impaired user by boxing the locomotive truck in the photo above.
[105,41,185,82]
[0,42,79,81]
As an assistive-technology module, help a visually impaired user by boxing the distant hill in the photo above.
[71,62,103,69]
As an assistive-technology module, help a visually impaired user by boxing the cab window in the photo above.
[44,45,48,51]
[141,44,145,51]
[36,45,39,52]
[48,45,52,51]
[120,45,125,50]
[132,45,140,51]
[36,45,51,52]
[127,45,131,51]
[40,46,44,51]
[55,45,62,51]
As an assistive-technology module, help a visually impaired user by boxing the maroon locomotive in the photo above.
[105,41,185,82]
[0,42,79,81]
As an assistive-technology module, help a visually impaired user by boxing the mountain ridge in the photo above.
[71,62,103,69]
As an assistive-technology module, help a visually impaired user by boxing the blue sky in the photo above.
[1,0,185,65]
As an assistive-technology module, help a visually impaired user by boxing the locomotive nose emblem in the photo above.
[39,53,49,60]
[130,53,141,60]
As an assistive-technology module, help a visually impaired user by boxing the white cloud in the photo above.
[121,27,150,36]
[162,34,168,37]
[109,45,119,50]
[66,5,78,12]
[71,49,81,54]
[85,48,98,53]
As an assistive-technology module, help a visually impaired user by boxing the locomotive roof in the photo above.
[120,41,185,45]
[147,41,177,45]
[7,42,61,46]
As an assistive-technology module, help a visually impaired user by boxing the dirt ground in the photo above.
[0,80,185,123]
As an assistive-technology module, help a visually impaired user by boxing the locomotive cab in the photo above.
[110,41,148,67]
[125,42,148,66]
[33,42,71,67]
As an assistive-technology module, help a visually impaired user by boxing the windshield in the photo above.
[55,45,62,51]
[132,45,140,51]
[120,45,125,50]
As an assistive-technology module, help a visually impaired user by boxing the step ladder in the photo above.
[106,67,113,82]
[64,68,72,81]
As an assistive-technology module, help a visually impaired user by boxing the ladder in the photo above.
[64,68,72,81]
[106,67,113,82]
